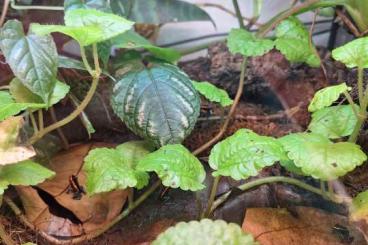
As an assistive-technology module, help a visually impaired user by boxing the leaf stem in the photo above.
[0,218,15,245]
[193,58,247,156]
[80,46,94,76]
[201,176,220,218]
[232,0,245,29]
[343,91,359,118]
[209,176,347,215]
[38,109,44,131]
[28,111,38,133]
[10,0,64,11]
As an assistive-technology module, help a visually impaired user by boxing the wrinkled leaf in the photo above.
[275,16,320,67]
[84,141,153,194]
[332,36,368,68]
[111,63,200,147]
[0,160,54,195]
[153,219,257,245]
[350,190,368,222]
[192,81,233,107]
[209,129,286,180]
[10,78,70,107]
[308,104,359,139]
[227,28,274,57]
[279,133,367,180]
[0,91,44,121]
[137,144,205,191]
[111,0,214,25]
[112,30,181,63]
[64,0,111,12]
[308,83,351,112]
[0,20,58,103]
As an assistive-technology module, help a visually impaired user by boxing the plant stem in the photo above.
[232,0,245,29]
[358,65,364,106]
[0,0,10,27]
[29,111,38,133]
[80,46,94,75]
[38,109,44,131]
[0,219,15,245]
[209,176,347,215]
[10,0,64,11]
[343,91,359,118]
[201,176,220,218]
[28,44,100,145]
[193,59,247,156]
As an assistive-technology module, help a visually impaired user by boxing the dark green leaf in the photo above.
[111,63,200,147]
[227,28,274,57]
[0,20,58,103]
[152,219,258,245]
[209,129,286,180]
[137,144,205,191]
[191,81,233,107]
[111,0,214,25]
[58,55,86,70]
[308,104,359,139]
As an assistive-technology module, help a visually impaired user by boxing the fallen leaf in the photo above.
[16,143,128,238]
[242,207,366,245]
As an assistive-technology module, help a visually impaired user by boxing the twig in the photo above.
[336,9,361,37]
[0,0,10,27]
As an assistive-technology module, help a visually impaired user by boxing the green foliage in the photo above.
[279,133,367,180]
[209,129,286,180]
[332,36,368,68]
[137,144,205,191]
[111,63,200,147]
[0,92,44,121]
[0,160,55,195]
[227,28,274,57]
[64,0,111,12]
[111,0,214,25]
[58,55,86,70]
[308,83,351,112]
[111,30,181,63]
[0,20,58,103]
[308,104,359,139]
[275,16,320,67]
[350,190,368,222]
[152,219,258,245]
[191,81,233,107]
[31,9,134,46]
[83,141,154,195]
[10,78,70,108]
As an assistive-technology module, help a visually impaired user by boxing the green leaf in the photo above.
[83,141,153,194]
[10,78,70,107]
[58,55,86,70]
[227,28,274,57]
[275,16,320,67]
[279,133,367,180]
[0,160,55,195]
[191,81,233,107]
[0,20,58,103]
[308,104,359,139]
[111,30,181,63]
[332,36,368,68]
[152,219,258,245]
[111,0,214,25]
[137,144,205,191]
[64,0,111,12]
[209,129,286,180]
[308,83,351,112]
[350,190,368,222]
[31,9,134,46]
[111,63,200,147]
[0,91,44,121]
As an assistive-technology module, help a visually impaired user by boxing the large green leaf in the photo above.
[308,83,351,112]
[350,190,368,222]
[83,141,153,195]
[191,81,233,107]
[0,20,58,103]
[275,17,320,67]
[111,30,181,63]
[0,91,44,121]
[111,0,214,25]
[64,0,111,12]
[137,144,205,191]
[0,160,55,195]
[227,28,274,58]
[308,104,359,139]
[10,78,70,107]
[152,219,258,245]
[279,133,367,180]
[332,37,368,68]
[111,63,200,147]
[31,9,134,46]
[209,129,286,180]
